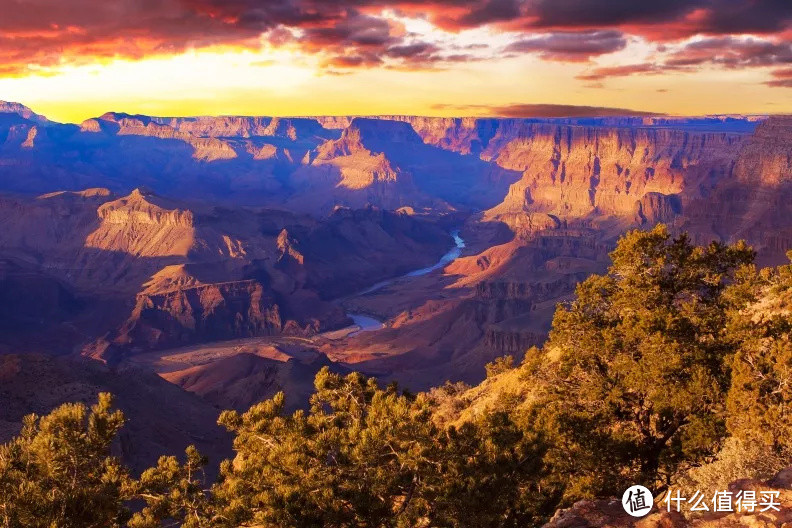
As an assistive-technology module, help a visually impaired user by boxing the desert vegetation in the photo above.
[1,225,790,527]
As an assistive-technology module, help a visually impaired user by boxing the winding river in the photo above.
[346,230,466,336]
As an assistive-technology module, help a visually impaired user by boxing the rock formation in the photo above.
[5,100,792,392]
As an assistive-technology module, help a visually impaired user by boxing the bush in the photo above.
[486,355,515,378]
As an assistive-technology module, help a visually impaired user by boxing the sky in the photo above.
[2,0,792,123]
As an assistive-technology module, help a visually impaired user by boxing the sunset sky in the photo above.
[3,0,792,123]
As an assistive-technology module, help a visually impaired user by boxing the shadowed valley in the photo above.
[2,101,792,479]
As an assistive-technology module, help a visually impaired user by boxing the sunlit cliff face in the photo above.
[2,1,792,120]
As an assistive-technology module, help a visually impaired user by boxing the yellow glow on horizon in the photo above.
[1,41,790,123]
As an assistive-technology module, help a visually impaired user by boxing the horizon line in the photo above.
[3,99,784,125]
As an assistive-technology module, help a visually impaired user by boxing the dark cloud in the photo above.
[433,102,663,117]
[521,0,792,39]
[385,42,440,58]
[666,37,792,68]
[692,0,792,35]
[505,30,626,61]
[452,0,523,27]
[524,0,698,29]
[576,36,792,86]
[324,54,382,68]
[4,0,792,78]
[300,12,397,49]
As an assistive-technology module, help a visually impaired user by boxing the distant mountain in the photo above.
[3,100,792,390]
[0,101,765,215]
[0,101,48,124]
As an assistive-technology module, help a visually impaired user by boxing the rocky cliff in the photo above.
[0,181,455,360]
[2,102,778,246]
[7,101,792,387]
[681,116,792,262]
[111,278,347,353]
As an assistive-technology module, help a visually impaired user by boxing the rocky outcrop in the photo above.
[483,327,545,355]
[96,188,195,227]
[0,101,48,124]
[309,123,404,188]
[2,124,45,149]
[487,124,744,219]
[636,192,681,225]
[473,273,586,357]
[86,188,201,260]
[476,276,581,302]
[733,117,792,186]
[115,280,285,350]
[151,115,335,142]
[104,275,350,360]
[682,116,792,260]
[543,467,792,528]
[276,229,305,266]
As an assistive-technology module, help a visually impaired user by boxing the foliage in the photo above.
[674,437,792,495]
[486,355,515,378]
[213,367,549,527]
[725,255,792,450]
[128,446,212,528]
[4,225,792,526]
[0,393,131,528]
[528,225,754,500]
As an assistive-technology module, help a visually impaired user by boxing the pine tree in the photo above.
[0,393,132,528]
[527,225,754,500]
[726,253,792,452]
[212,367,547,527]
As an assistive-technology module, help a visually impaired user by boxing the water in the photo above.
[347,314,386,336]
[405,230,466,278]
[355,230,466,296]
[346,230,466,334]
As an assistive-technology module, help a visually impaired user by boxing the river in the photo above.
[346,230,466,336]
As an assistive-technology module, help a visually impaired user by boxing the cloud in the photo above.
[666,36,792,68]
[505,30,627,61]
[432,102,663,117]
[523,0,699,30]
[575,35,792,86]
[0,0,506,75]
[766,68,792,87]
[576,63,668,82]
[520,0,792,40]
[3,0,792,79]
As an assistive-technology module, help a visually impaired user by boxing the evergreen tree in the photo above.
[527,225,754,500]
[129,446,213,528]
[0,393,132,528]
[213,367,546,527]
[725,254,792,451]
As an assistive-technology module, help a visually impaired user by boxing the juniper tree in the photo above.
[528,225,754,500]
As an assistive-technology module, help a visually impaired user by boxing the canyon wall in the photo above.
[5,101,792,384]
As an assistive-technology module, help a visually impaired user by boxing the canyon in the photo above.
[1,101,791,468]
